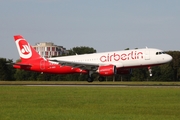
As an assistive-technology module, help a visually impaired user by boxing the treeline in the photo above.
[0,47,180,81]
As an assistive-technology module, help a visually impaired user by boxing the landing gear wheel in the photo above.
[98,76,105,82]
[87,77,94,82]
[87,71,94,82]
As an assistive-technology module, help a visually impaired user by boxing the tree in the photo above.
[167,51,180,81]
[68,46,96,55]
[130,68,148,81]
[3,48,180,82]
[0,58,14,80]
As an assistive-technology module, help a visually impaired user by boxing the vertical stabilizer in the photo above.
[14,35,41,63]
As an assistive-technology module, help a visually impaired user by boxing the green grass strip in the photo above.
[0,86,180,120]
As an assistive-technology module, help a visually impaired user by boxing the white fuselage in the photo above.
[49,48,172,68]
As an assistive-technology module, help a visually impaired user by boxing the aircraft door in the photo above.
[145,50,150,60]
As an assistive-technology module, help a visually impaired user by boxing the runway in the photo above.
[1,81,180,87]
[24,84,180,88]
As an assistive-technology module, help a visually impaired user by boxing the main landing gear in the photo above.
[87,71,94,82]
[87,71,106,82]
[87,76,106,82]
[98,76,105,82]
[87,77,94,82]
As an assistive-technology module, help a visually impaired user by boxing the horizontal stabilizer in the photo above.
[13,63,32,67]
[13,63,32,69]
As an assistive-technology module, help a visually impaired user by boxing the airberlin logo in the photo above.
[21,45,31,53]
[100,51,143,62]
[15,39,32,59]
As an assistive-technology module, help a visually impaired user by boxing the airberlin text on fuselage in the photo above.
[100,51,143,62]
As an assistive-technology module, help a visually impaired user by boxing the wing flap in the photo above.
[49,59,102,71]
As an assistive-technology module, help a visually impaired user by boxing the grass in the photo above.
[0,86,180,120]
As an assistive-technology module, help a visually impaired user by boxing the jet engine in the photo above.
[98,65,116,76]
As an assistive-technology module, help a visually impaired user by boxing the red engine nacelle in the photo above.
[116,68,132,75]
[98,65,116,76]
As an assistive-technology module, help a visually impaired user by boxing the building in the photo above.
[33,42,68,58]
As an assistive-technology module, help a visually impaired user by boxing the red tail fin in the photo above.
[14,35,41,63]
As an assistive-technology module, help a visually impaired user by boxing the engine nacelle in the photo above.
[98,65,116,76]
[117,68,132,75]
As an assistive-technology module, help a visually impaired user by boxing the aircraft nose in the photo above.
[166,54,173,62]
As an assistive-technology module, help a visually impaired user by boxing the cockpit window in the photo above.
[156,51,166,55]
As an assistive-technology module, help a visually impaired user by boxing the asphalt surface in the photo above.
[22,84,180,87]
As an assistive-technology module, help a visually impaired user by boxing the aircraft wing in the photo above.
[49,59,105,71]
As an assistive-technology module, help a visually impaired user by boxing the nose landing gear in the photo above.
[148,66,152,76]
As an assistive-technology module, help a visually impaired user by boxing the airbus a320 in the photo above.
[13,35,172,82]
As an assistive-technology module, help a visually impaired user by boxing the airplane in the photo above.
[13,35,173,82]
